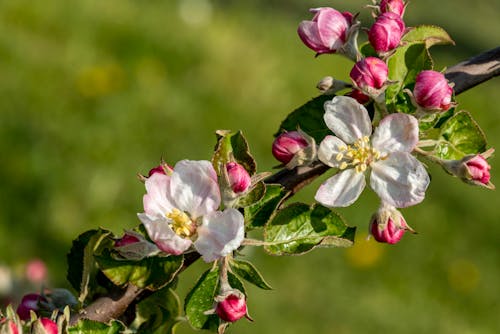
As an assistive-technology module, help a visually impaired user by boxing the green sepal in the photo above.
[212,130,256,175]
[264,203,355,256]
[66,228,113,304]
[67,319,126,334]
[229,259,272,290]
[130,286,182,334]
[95,249,183,291]
[435,110,487,160]
[244,184,289,229]
[275,95,332,143]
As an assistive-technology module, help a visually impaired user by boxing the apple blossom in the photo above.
[226,162,251,194]
[368,12,405,53]
[350,57,388,97]
[216,290,248,322]
[413,70,454,111]
[315,96,430,208]
[370,204,410,244]
[441,148,495,189]
[137,160,244,262]
[379,0,406,17]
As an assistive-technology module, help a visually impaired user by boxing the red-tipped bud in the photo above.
[40,318,58,334]
[216,291,248,322]
[442,148,495,189]
[379,0,406,17]
[465,155,492,185]
[115,233,141,247]
[370,205,409,244]
[368,12,405,53]
[226,162,251,194]
[0,318,19,334]
[16,293,44,320]
[297,7,354,55]
[413,70,454,111]
[25,259,47,284]
[272,131,309,165]
[350,57,388,94]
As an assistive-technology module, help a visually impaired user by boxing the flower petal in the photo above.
[170,160,221,219]
[315,7,349,50]
[194,208,244,263]
[315,168,366,207]
[138,213,192,255]
[143,173,175,217]
[370,152,430,208]
[318,135,348,168]
[372,113,419,153]
[297,20,332,54]
[324,96,372,144]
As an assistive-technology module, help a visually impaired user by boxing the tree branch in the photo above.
[72,47,499,325]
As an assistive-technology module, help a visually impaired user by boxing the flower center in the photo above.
[335,136,384,173]
[166,208,196,238]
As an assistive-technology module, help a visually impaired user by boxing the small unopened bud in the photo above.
[379,0,406,17]
[316,76,352,94]
[40,318,58,334]
[115,231,161,260]
[298,7,354,55]
[25,259,47,285]
[368,12,405,53]
[16,293,44,320]
[273,130,317,169]
[226,162,251,194]
[370,205,410,244]
[215,290,248,323]
[441,148,495,189]
[350,57,388,97]
[115,233,140,247]
[413,70,454,112]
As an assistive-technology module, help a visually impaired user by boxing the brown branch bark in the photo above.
[71,47,500,325]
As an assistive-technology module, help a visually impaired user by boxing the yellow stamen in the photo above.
[166,208,195,237]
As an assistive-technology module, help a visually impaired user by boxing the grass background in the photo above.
[0,0,499,333]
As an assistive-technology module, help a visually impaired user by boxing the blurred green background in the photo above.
[0,0,499,333]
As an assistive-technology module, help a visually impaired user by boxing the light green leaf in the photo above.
[402,25,455,48]
[275,95,332,143]
[184,268,219,331]
[435,111,487,160]
[244,184,289,229]
[95,250,183,291]
[235,181,266,208]
[68,319,125,334]
[264,203,355,256]
[229,259,272,290]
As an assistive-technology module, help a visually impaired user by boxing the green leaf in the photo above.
[68,319,125,334]
[402,25,455,48]
[184,268,219,331]
[359,42,377,58]
[132,286,181,334]
[212,130,256,175]
[229,259,272,290]
[95,250,183,291]
[435,111,487,160]
[244,184,289,229]
[264,203,355,256]
[235,181,266,208]
[386,42,434,107]
[275,95,332,143]
[66,229,113,303]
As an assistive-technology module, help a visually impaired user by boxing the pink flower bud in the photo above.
[345,89,370,105]
[25,259,47,284]
[350,57,388,92]
[368,12,405,53]
[40,318,58,334]
[298,7,353,55]
[465,154,491,185]
[16,293,44,320]
[370,206,409,244]
[0,318,19,334]
[226,162,251,194]
[272,131,309,165]
[413,70,454,111]
[216,292,248,322]
[115,233,141,247]
[379,0,406,17]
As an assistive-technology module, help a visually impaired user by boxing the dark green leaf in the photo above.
[230,259,272,290]
[132,286,181,334]
[212,130,256,175]
[275,95,332,143]
[359,42,377,57]
[264,203,355,255]
[244,184,289,229]
[435,111,487,159]
[68,319,125,334]
[184,268,219,331]
[95,250,183,291]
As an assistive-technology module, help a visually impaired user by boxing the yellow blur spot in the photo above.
[345,232,385,269]
[447,259,480,293]
[76,63,125,98]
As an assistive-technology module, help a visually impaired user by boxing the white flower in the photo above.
[138,160,244,262]
[315,96,430,208]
